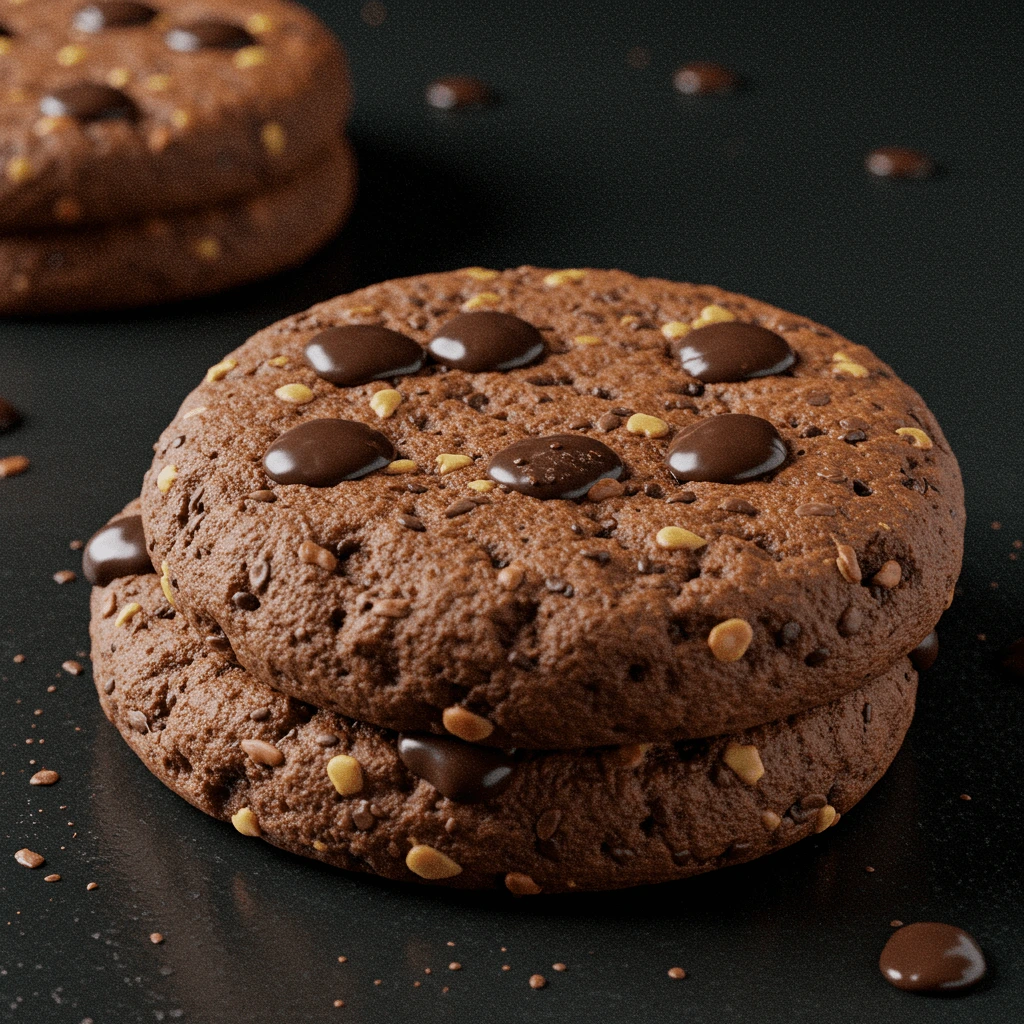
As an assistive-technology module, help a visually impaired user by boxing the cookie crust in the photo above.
[140,268,962,747]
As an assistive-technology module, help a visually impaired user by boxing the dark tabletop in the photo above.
[2,1,1022,1021]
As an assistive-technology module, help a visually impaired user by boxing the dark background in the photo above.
[2,1,1022,1021]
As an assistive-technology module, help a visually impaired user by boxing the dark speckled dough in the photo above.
[90,564,918,893]
[140,268,963,748]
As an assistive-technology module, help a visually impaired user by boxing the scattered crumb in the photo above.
[502,965,510,971]
[360,1,386,27]
[552,963,567,972]
[62,660,84,676]
[150,932,164,944]
[53,570,76,585]
[29,769,59,786]
[992,521,1002,530]
[333,998,345,1007]
[529,974,546,989]
[373,979,381,986]
[44,873,61,883]
[14,848,45,869]
[446,941,455,947]
[413,981,421,987]
[960,793,972,801]
[13,654,25,664]
[86,882,98,891]
[890,920,904,928]
[69,539,84,550]
[667,967,687,979]
[865,865,876,873]
[337,955,347,963]
[448,962,461,971]
[0,454,30,478]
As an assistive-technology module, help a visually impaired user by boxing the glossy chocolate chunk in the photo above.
[667,414,787,484]
[73,2,157,31]
[677,322,795,383]
[909,630,939,671]
[866,147,935,179]
[879,923,986,992]
[429,312,545,373]
[305,326,426,387]
[397,734,515,802]
[425,76,492,109]
[673,62,740,95]
[166,20,255,52]
[263,419,395,487]
[488,434,624,500]
[83,515,152,586]
[40,84,137,122]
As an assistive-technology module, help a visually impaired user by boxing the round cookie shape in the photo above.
[0,139,355,314]
[90,566,918,893]
[305,326,427,387]
[428,311,546,372]
[677,321,795,383]
[73,3,158,32]
[666,414,788,483]
[141,267,963,748]
[487,434,625,500]
[264,419,396,487]
[0,0,351,230]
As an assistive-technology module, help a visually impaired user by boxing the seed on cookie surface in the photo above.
[573,335,603,346]
[814,805,838,832]
[435,453,473,475]
[655,526,706,551]
[234,45,268,69]
[692,304,735,327]
[895,426,933,449]
[406,844,462,880]
[160,561,176,607]
[505,872,542,896]
[626,413,670,438]
[707,618,754,662]
[834,542,862,583]
[496,565,525,590]
[661,321,691,340]
[543,269,586,287]
[462,292,501,311]
[761,810,782,830]
[6,156,33,184]
[275,383,314,404]
[205,358,237,383]
[156,464,178,493]
[872,560,902,589]
[463,267,500,281]
[240,738,284,767]
[723,742,765,785]
[298,540,338,572]
[115,602,142,627]
[326,754,364,796]
[231,807,261,836]
[369,389,403,419]
[385,459,418,475]
[467,478,496,492]
[194,236,222,260]
[442,705,494,742]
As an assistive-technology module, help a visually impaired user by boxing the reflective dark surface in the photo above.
[1,1,1021,1021]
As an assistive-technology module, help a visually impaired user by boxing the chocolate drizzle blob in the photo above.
[397,734,516,802]
[73,2,158,31]
[677,321,795,383]
[83,515,152,585]
[879,923,986,992]
[666,414,787,484]
[40,84,137,122]
[488,434,625,500]
[263,419,395,487]
[428,312,545,372]
[305,325,426,387]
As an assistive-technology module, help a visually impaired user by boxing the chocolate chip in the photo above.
[840,429,867,444]
[166,20,255,51]
[837,606,863,637]
[800,425,825,438]
[667,414,787,484]
[852,479,873,497]
[597,413,622,432]
[666,490,697,504]
[806,392,831,406]
[83,515,152,586]
[429,312,544,372]
[805,647,830,667]
[232,592,260,611]
[581,550,611,564]
[264,419,395,488]
[0,397,22,433]
[74,3,158,31]
[305,325,426,387]
[777,621,802,646]
[676,322,795,383]
[488,434,624,501]
[40,84,137,122]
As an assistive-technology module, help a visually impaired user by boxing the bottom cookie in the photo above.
[90,569,916,893]
[0,141,356,315]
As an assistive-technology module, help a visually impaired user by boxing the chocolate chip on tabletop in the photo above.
[0,396,22,432]
[865,147,936,179]
[880,923,986,992]
[673,62,741,95]
[425,76,493,110]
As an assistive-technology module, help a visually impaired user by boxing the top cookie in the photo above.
[0,0,349,229]
[140,267,963,749]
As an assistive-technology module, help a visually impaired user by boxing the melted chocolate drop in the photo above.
[73,2,157,31]
[666,414,787,484]
[909,630,939,671]
[40,84,137,122]
[397,734,515,802]
[166,21,255,51]
[82,514,152,586]
[428,312,545,373]
[305,325,426,387]
[488,434,624,500]
[264,419,395,487]
[677,322,795,383]
[879,923,986,992]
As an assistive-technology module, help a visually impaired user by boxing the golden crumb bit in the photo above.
[107,67,131,88]
[626,413,671,438]
[656,526,706,551]
[312,840,328,852]
[369,388,403,418]
[871,560,902,589]
[160,562,176,608]
[722,741,765,785]
[573,335,603,346]
[505,872,542,896]
[406,844,462,880]
[206,358,237,383]
[345,305,378,318]
[834,541,862,584]
[170,108,190,130]
[543,269,586,287]
[385,459,418,475]
[231,807,261,837]
[442,706,494,742]
[693,304,735,327]
[895,426,933,449]
[144,73,171,92]
[156,464,178,494]
[194,236,222,260]
[6,155,32,183]
[298,540,338,572]
[619,314,641,327]
[261,121,286,155]
[467,478,496,492]
[234,45,268,69]
[707,618,754,662]
[761,810,782,831]
[462,291,501,311]
[266,355,288,367]
[326,755,363,795]
[436,453,474,475]
[831,352,869,378]
[115,602,142,628]
[56,44,87,66]
[247,13,274,33]
[275,383,314,404]
[660,320,691,340]
[463,266,499,281]
[0,38,11,57]
[814,805,837,832]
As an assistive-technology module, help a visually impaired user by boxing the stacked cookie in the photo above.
[85,267,963,892]
[0,0,352,314]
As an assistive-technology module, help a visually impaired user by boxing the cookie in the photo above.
[139,267,962,748]
[0,138,354,313]
[0,0,349,230]
[90,556,918,893]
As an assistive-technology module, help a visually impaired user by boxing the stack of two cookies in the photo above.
[84,268,963,893]
[1,0,352,314]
